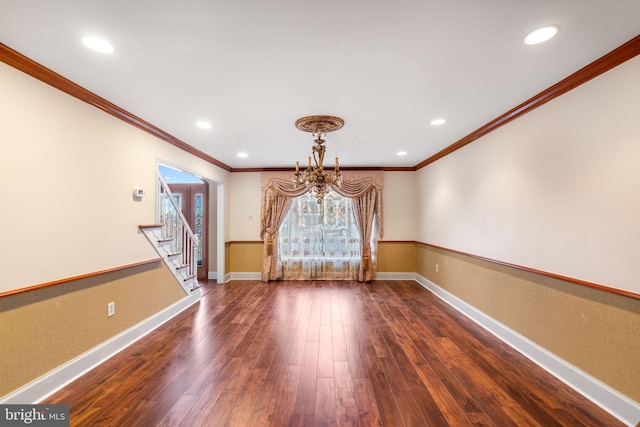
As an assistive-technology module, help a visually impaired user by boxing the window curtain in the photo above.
[261,171,383,282]
[278,190,362,280]
[350,188,379,281]
[260,176,309,281]
[330,175,383,282]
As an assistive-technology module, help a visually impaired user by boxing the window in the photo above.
[278,189,361,280]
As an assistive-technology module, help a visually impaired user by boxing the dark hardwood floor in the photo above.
[45,280,624,426]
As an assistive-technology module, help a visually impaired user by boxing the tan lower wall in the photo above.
[0,261,186,398]
[228,241,263,273]
[377,241,416,272]
[416,243,640,403]
[225,240,418,275]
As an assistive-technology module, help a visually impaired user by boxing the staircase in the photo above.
[139,176,200,294]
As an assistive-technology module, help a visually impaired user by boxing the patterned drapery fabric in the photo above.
[260,171,383,281]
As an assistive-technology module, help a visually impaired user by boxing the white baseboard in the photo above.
[208,271,217,280]
[375,272,416,280]
[226,272,261,281]
[413,274,640,427]
[223,272,414,282]
[0,289,202,405]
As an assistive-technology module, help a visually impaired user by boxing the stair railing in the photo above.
[157,175,199,283]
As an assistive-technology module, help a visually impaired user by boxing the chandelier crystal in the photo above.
[293,116,344,203]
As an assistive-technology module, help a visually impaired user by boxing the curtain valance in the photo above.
[260,170,384,191]
[260,170,384,234]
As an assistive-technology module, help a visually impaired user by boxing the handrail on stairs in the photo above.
[157,175,199,287]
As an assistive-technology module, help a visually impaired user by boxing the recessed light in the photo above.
[196,121,212,129]
[237,152,248,158]
[524,25,559,45]
[430,118,446,126]
[82,36,114,53]
[397,151,407,156]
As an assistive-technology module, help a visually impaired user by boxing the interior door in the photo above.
[168,183,208,280]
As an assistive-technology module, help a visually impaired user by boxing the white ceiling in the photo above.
[1,1,639,169]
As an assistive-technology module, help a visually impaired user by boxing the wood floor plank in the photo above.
[227,369,271,426]
[292,340,319,420]
[315,377,337,427]
[154,394,203,427]
[305,289,322,343]
[333,360,359,427]
[318,324,335,378]
[352,378,382,427]
[42,280,626,426]
[266,365,302,427]
[193,389,239,427]
[343,325,368,380]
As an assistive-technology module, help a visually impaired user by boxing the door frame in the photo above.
[157,162,225,283]
[168,183,208,280]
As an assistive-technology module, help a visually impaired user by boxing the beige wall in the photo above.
[227,170,416,242]
[0,261,185,397]
[225,171,418,274]
[416,55,640,295]
[382,172,416,240]
[0,62,230,293]
[228,172,261,241]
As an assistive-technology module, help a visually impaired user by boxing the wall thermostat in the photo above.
[133,188,145,199]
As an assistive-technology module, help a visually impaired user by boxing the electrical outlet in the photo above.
[435,263,439,273]
[107,302,115,317]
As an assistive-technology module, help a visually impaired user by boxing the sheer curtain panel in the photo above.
[278,190,361,280]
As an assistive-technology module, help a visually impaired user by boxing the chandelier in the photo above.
[293,115,343,203]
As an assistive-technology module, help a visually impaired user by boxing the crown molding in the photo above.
[230,166,414,173]
[415,34,640,170]
[0,43,232,172]
[3,34,639,173]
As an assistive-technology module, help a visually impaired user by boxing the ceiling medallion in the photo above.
[293,115,344,203]
[295,115,344,134]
